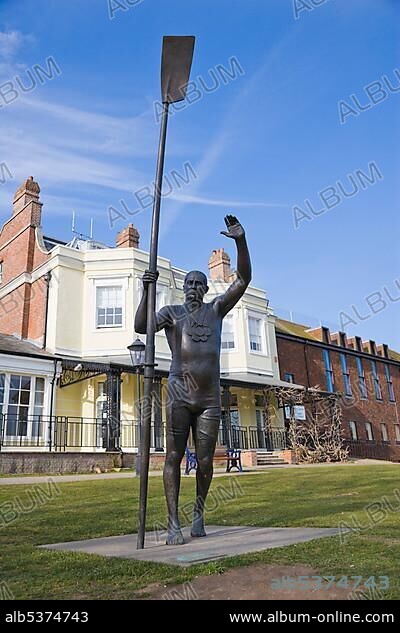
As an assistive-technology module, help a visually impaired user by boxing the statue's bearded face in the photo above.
[183,271,208,304]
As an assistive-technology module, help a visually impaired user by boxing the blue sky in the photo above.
[0,0,399,348]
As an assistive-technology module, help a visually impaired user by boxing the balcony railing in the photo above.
[0,414,288,452]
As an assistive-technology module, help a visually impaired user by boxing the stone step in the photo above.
[256,454,288,466]
[257,458,287,463]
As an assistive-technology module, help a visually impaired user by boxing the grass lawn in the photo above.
[1,464,399,600]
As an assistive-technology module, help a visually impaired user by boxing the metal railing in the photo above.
[53,418,165,452]
[0,414,287,452]
[3,415,398,462]
[0,415,55,449]
[248,427,287,450]
[344,439,393,461]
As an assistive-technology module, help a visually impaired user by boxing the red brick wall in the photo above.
[26,278,48,342]
[277,335,400,461]
[0,285,27,338]
[0,194,49,344]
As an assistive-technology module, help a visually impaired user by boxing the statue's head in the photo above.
[183,270,209,304]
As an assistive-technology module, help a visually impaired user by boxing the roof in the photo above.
[389,349,400,363]
[220,371,303,390]
[0,333,56,359]
[42,235,67,251]
[275,318,319,341]
[82,354,171,373]
[276,318,400,365]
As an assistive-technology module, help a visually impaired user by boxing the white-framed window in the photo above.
[395,424,400,443]
[255,409,267,448]
[221,313,235,351]
[0,261,3,283]
[7,374,31,436]
[95,382,107,419]
[248,315,263,352]
[95,382,107,447]
[255,395,265,432]
[96,382,106,398]
[349,420,358,441]
[96,285,123,328]
[90,275,128,331]
[2,373,47,438]
[0,373,4,413]
[380,423,389,443]
[365,421,374,442]
[32,377,45,437]
[230,409,240,432]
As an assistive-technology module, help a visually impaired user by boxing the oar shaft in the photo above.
[137,102,169,550]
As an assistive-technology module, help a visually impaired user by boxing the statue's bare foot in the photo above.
[166,526,185,545]
[191,513,206,538]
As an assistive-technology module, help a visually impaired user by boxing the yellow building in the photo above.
[50,230,287,461]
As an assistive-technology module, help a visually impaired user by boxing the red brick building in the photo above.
[276,319,400,462]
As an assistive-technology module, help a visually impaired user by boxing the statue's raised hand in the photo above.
[220,214,245,241]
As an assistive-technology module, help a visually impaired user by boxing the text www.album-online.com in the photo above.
[228,612,395,624]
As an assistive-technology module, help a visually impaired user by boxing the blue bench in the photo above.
[184,447,242,475]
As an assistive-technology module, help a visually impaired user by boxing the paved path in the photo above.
[0,458,395,486]
[40,524,342,567]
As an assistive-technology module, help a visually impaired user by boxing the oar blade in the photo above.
[161,35,195,104]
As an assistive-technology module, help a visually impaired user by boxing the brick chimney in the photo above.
[330,331,348,347]
[0,176,50,344]
[363,339,377,355]
[377,343,389,358]
[116,224,139,248]
[306,326,331,344]
[12,176,42,226]
[208,248,231,282]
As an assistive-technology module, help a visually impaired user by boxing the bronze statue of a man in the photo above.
[135,215,251,544]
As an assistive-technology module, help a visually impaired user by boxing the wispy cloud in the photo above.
[19,96,156,156]
[0,31,291,228]
[0,126,146,192]
[170,192,287,208]
[0,30,34,58]
[0,89,200,206]
[0,92,157,199]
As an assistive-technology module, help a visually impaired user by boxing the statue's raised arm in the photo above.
[215,215,252,317]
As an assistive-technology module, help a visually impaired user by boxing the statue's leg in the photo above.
[191,407,220,538]
[164,398,192,545]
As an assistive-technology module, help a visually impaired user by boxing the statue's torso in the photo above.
[164,300,222,407]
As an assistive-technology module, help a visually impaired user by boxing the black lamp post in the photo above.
[128,338,146,476]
